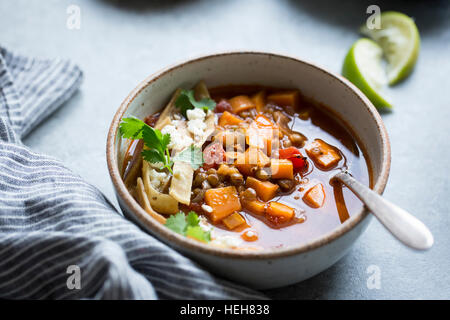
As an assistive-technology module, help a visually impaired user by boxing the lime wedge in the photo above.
[342,38,392,109]
[360,11,420,85]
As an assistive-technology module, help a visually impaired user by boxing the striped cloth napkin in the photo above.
[0,47,265,299]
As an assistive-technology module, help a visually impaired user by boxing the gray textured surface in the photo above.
[1,0,449,299]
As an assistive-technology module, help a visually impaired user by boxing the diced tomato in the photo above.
[214,99,232,113]
[289,154,307,171]
[279,147,301,159]
[278,147,306,171]
[203,142,225,169]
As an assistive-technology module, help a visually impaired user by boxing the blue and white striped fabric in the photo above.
[0,47,265,300]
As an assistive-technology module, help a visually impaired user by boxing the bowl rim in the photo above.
[106,51,391,260]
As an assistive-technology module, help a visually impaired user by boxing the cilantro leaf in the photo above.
[186,211,200,226]
[164,211,211,243]
[119,117,145,139]
[173,145,204,170]
[186,225,211,243]
[165,212,187,235]
[119,117,173,174]
[175,89,216,117]
[141,149,165,164]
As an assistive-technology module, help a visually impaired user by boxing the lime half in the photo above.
[360,11,420,85]
[342,38,392,109]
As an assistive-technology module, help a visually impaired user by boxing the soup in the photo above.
[120,81,371,250]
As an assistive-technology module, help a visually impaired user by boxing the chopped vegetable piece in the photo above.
[229,95,255,113]
[218,111,243,127]
[202,142,225,169]
[251,91,265,112]
[246,176,279,202]
[266,202,295,225]
[241,230,258,242]
[279,147,301,159]
[267,90,299,107]
[254,114,275,128]
[235,147,270,176]
[270,159,294,179]
[302,183,326,208]
[242,199,267,216]
[279,147,307,170]
[246,115,275,154]
[214,99,232,113]
[305,139,342,170]
[204,186,242,223]
[289,154,307,171]
[223,212,246,230]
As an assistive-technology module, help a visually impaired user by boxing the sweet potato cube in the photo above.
[205,186,242,223]
[266,202,295,225]
[270,159,294,179]
[305,139,342,170]
[251,91,266,112]
[218,111,243,127]
[222,212,246,230]
[235,147,270,176]
[267,90,299,107]
[246,176,279,202]
[229,95,255,113]
[246,115,275,154]
[242,199,267,215]
[303,183,325,208]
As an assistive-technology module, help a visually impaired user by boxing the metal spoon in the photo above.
[333,171,434,250]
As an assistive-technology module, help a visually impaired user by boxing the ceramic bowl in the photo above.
[106,52,390,289]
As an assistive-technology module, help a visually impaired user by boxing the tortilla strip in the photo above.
[142,161,179,214]
[123,140,144,188]
[194,80,216,147]
[154,88,182,130]
[168,81,216,205]
[136,177,167,224]
[198,111,215,147]
[169,161,194,205]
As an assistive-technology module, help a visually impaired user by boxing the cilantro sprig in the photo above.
[165,211,211,242]
[119,117,173,174]
[175,89,216,117]
[119,117,205,172]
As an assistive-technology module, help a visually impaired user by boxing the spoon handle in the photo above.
[334,171,433,250]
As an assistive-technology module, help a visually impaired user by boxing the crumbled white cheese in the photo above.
[186,108,206,121]
[210,235,243,248]
[201,204,213,213]
[187,119,207,141]
[148,168,169,190]
[199,216,213,232]
[244,230,256,238]
[161,124,193,150]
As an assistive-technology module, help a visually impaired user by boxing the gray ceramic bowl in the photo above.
[107,52,390,289]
